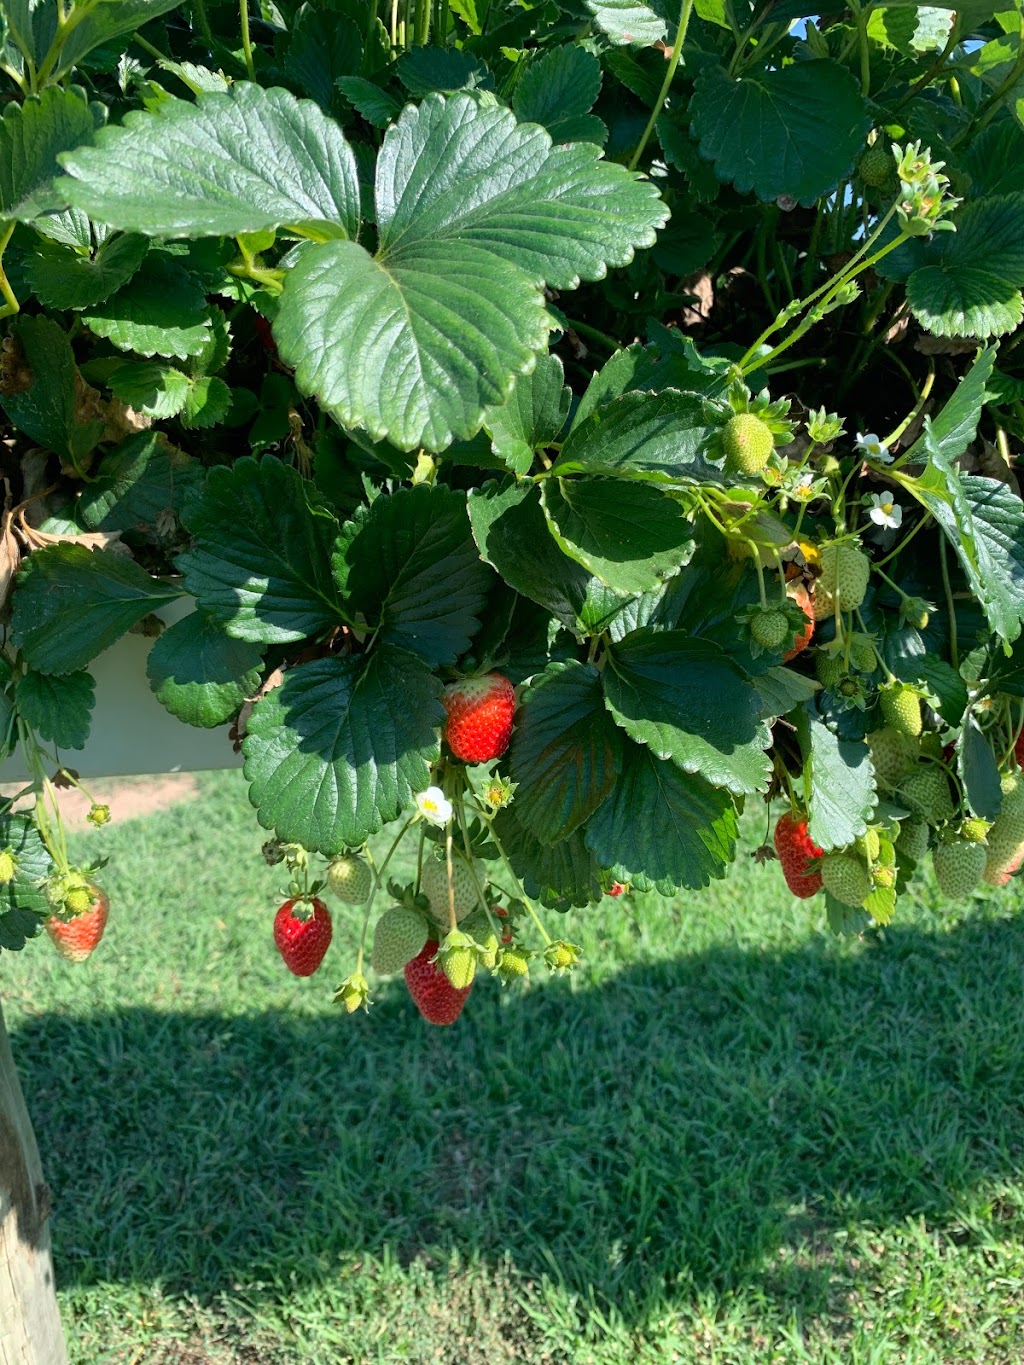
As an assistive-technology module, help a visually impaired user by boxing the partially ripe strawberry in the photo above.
[773,812,824,898]
[273,896,332,976]
[722,413,775,476]
[606,881,627,897]
[443,673,515,763]
[983,774,1024,886]
[46,884,109,962]
[404,939,472,1024]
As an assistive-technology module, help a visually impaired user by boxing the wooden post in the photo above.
[0,1000,67,1365]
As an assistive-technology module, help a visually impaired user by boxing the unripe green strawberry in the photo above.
[327,853,373,904]
[880,683,922,738]
[815,651,843,688]
[873,865,896,890]
[982,774,1024,886]
[438,930,477,990]
[819,542,870,611]
[858,144,895,187]
[65,886,93,915]
[868,727,916,789]
[544,939,581,973]
[496,945,530,982]
[422,855,485,925]
[371,905,429,975]
[821,852,873,907]
[812,589,836,622]
[750,609,789,649]
[918,733,943,760]
[895,818,929,861]
[899,768,955,823]
[0,849,16,884]
[850,639,877,674]
[722,413,775,476]
[960,818,989,844]
[933,840,986,899]
[462,912,500,969]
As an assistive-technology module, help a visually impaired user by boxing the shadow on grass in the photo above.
[11,910,1024,1327]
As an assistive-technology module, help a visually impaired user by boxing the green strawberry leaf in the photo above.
[0,86,100,223]
[958,713,1002,821]
[511,46,606,145]
[395,46,492,94]
[273,93,668,451]
[59,83,360,241]
[178,456,345,645]
[540,476,696,594]
[146,610,264,728]
[180,374,232,430]
[467,480,592,632]
[77,433,204,536]
[902,195,1024,337]
[242,646,444,854]
[556,390,718,483]
[0,813,54,947]
[0,315,103,466]
[336,77,402,128]
[10,545,185,674]
[15,668,95,750]
[603,629,771,796]
[585,741,738,892]
[583,0,668,46]
[575,340,729,425]
[753,666,820,719]
[104,361,192,419]
[482,352,571,476]
[51,0,187,79]
[21,231,148,310]
[493,806,602,909]
[80,254,213,359]
[690,61,869,205]
[795,704,877,852]
[507,660,623,844]
[282,4,360,112]
[332,485,493,667]
[904,345,993,467]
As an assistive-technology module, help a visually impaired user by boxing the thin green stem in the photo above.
[627,0,695,171]
[0,222,19,320]
[132,31,168,61]
[192,0,215,49]
[470,799,551,945]
[940,537,958,669]
[240,0,256,79]
[873,505,931,569]
[414,0,430,47]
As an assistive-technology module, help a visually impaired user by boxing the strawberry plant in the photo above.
[1,0,1024,1350]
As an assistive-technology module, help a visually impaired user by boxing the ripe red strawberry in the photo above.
[273,896,332,976]
[783,582,814,662]
[46,884,109,962]
[404,939,472,1025]
[1015,728,1024,767]
[443,673,515,763]
[773,812,824,898]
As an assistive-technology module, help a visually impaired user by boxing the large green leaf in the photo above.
[22,231,149,310]
[585,741,738,892]
[511,46,606,145]
[555,390,718,482]
[493,806,602,908]
[0,813,54,951]
[602,628,771,795]
[77,433,204,536]
[15,668,94,750]
[0,86,99,223]
[794,705,877,851]
[332,485,492,667]
[242,646,444,854]
[482,352,571,475]
[904,345,994,466]
[540,476,696,594]
[583,0,668,45]
[0,315,103,465]
[59,83,360,240]
[467,480,592,631]
[80,254,213,359]
[273,92,668,451]
[282,3,360,112]
[902,195,1024,338]
[507,660,622,843]
[146,610,265,728]
[958,713,1002,821]
[689,61,869,205]
[178,456,345,644]
[10,545,184,674]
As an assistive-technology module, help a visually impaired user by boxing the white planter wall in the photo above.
[0,600,244,781]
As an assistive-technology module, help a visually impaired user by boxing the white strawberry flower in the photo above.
[868,492,903,530]
[416,786,452,826]
[856,432,892,463]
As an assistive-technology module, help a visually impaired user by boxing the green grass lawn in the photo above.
[5,770,1024,1364]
